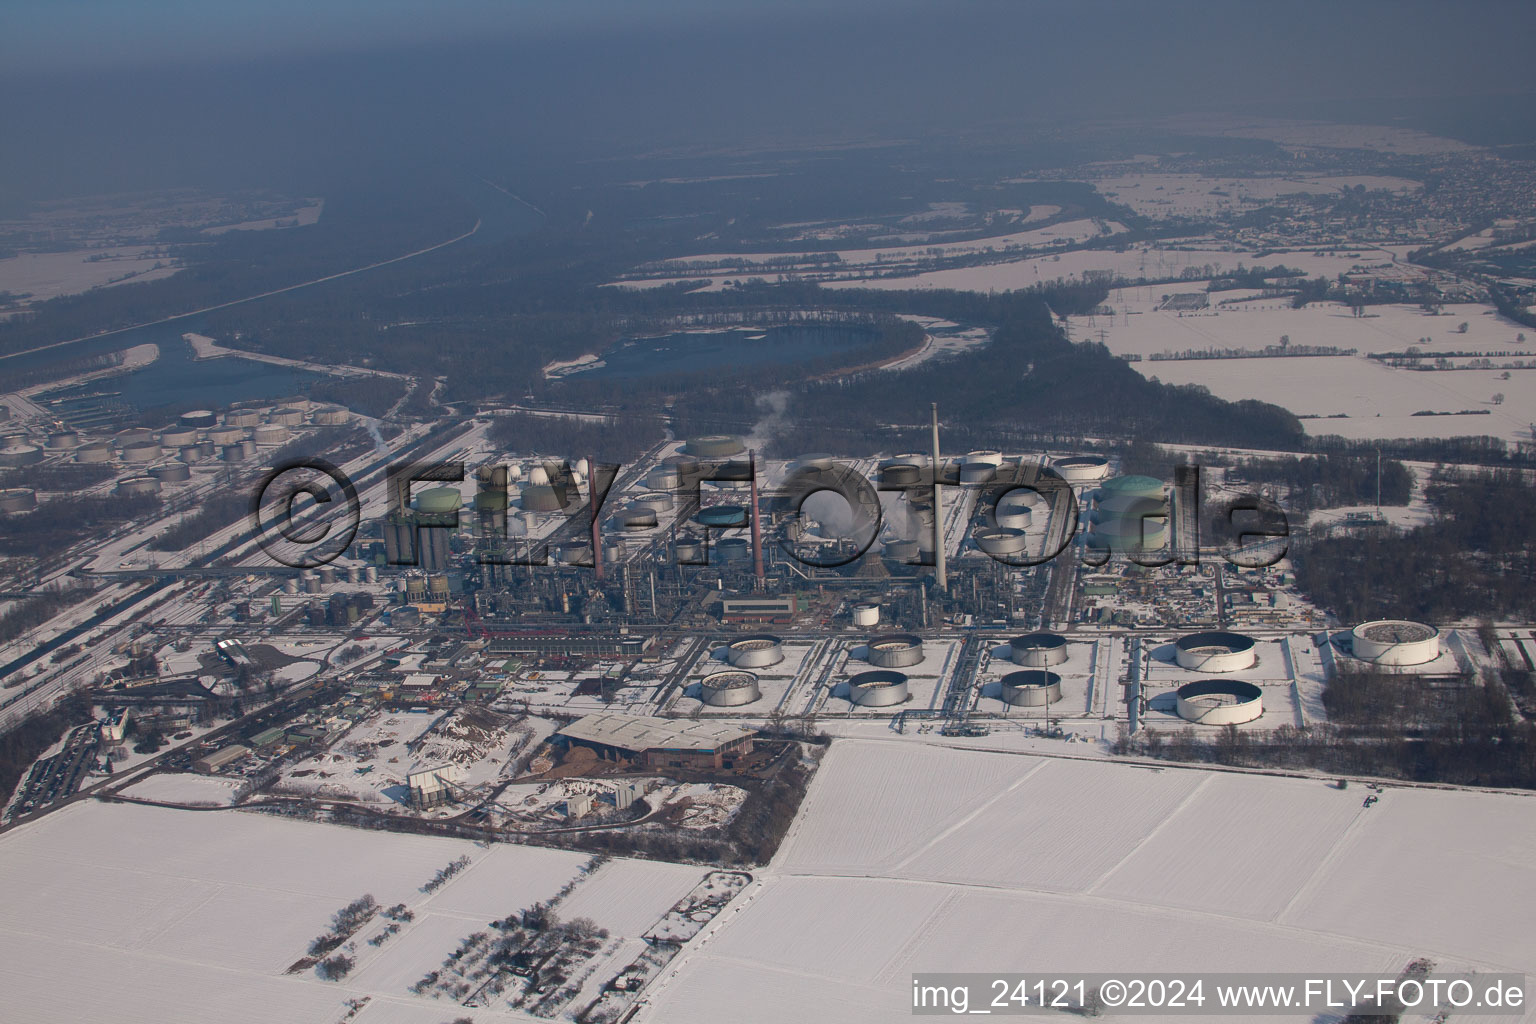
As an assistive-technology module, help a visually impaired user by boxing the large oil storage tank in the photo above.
[179,444,204,463]
[222,442,250,463]
[415,486,461,516]
[269,407,305,427]
[852,602,880,628]
[1351,620,1441,666]
[1089,478,1168,553]
[697,504,749,528]
[633,492,673,514]
[116,475,161,497]
[1052,454,1110,484]
[792,453,837,473]
[179,410,217,429]
[645,465,681,491]
[225,409,261,428]
[252,424,289,445]
[700,670,761,707]
[0,487,38,513]
[974,527,1027,557]
[150,462,192,484]
[75,441,113,464]
[312,406,351,425]
[867,633,924,668]
[674,536,705,562]
[620,509,658,531]
[684,434,745,459]
[46,430,80,450]
[0,443,44,468]
[726,635,784,668]
[879,462,923,488]
[119,441,161,464]
[848,669,909,707]
[520,484,566,513]
[1010,633,1068,667]
[159,426,198,447]
[1001,669,1063,707]
[717,537,752,562]
[207,426,244,444]
[1176,679,1263,725]
[1175,631,1258,672]
[964,449,1004,468]
[194,440,216,459]
[959,462,997,485]
[114,427,153,445]
[994,498,1032,530]
[882,539,920,561]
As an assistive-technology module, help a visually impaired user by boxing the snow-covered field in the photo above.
[1093,172,1421,219]
[1070,296,1536,441]
[122,772,242,806]
[641,739,1536,1023]
[0,246,179,304]
[0,801,708,1023]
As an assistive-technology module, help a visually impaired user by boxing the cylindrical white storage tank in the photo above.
[852,602,880,628]
[1176,680,1264,725]
[620,509,658,531]
[717,537,751,562]
[646,466,681,491]
[270,407,304,427]
[1175,631,1258,672]
[995,505,1032,530]
[959,462,996,485]
[879,462,923,488]
[222,443,249,463]
[684,434,745,458]
[674,537,705,562]
[602,540,624,564]
[252,424,288,445]
[116,475,161,497]
[150,462,192,484]
[726,634,784,668]
[0,443,43,468]
[159,426,198,447]
[1350,620,1440,666]
[867,633,924,668]
[882,539,920,561]
[700,670,761,707]
[633,492,674,514]
[75,441,113,464]
[46,431,80,450]
[114,427,153,445]
[1051,454,1110,484]
[179,444,204,463]
[225,409,261,428]
[313,406,350,425]
[119,441,161,464]
[281,577,299,595]
[347,565,365,584]
[974,527,1027,556]
[964,449,1004,468]
[848,669,909,707]
[1010,633,1068,667]
[0,487,38,513]
[365,565,379,583]
[1001,669,1063,707]
[207,426,244,444]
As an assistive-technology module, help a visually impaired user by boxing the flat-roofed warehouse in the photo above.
[558,713,756,770]
[486,632,656,658]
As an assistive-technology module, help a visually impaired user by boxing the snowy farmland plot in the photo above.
[0,801,714,1024]
[638,739,1536,1024]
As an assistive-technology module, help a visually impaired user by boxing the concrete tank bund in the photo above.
[700,670,762,706]
[1001,670,1063,706]
[847,669,909,707]
[1175,631,1258,672]
[1010,633,1068,667]
[1350,620,1441,666]
[1176,679,1263,725]
[866,633,924,668]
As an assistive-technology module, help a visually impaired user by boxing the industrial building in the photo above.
[487,632,656,659]
[408,764,464,808]
[193,744,250,773]
[558,713,756,770]
[719,595,799,623]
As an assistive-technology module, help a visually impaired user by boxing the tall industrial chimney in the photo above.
[750,449,765,588]
[931,403,946,591]
[588,454,603,582]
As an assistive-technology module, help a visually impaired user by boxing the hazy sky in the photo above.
[3,1,1534,204]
